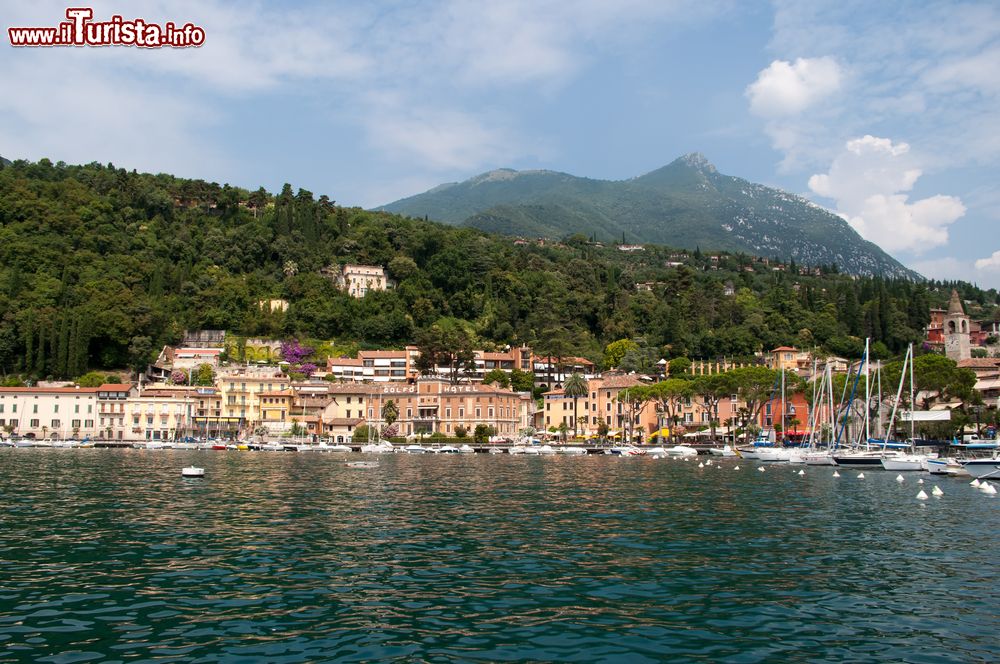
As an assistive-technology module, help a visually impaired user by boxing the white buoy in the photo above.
[181,466,205,478]
[798,470,805,476]
[698,462,704,468]
[970,478,981,487]
[982,483,997,495]
[917,479,924,484]
[733,465,740,471]
[916,489,929,500]
[932,485,943,496]
[896,474,905,483]
[833,471,840,477]
[758,466,766,472]
[706,460,713,466]
[857,473,865,479]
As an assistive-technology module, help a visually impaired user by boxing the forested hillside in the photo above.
[0,158,996,380]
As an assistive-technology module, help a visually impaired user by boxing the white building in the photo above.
[337,264,392,298]
[0,386,101,439]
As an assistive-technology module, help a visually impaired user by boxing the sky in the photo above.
[2,0,999,287]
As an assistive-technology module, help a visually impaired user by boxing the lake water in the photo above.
[0,449,997,663]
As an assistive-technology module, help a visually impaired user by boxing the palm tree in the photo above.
[563,373,588,438]
[382,400,398,426]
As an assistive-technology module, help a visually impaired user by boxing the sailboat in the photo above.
[832,340,904,467]
[879,343,937,471]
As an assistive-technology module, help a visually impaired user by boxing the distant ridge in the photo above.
[379,154,918,279]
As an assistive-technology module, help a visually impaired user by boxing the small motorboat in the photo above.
[403,444,428,454]
[664,445,698,457]
[360,442,394,454]
[459,444,475,454]
[556,446,587,455]
[181,466,205,478]
[346,460,379,468]
[708,445,737,457]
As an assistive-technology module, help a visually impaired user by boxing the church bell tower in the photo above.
[943,289,971,362]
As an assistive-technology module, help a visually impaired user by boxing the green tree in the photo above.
[127,336,154,374]
[509,368,534,392]
[668,357,692,378]
[193,363,215,386]
[482,369,511,388]
[474,423,494,444]
[603,338,639,370]
[454,425,467,438]
[691,373,732,440]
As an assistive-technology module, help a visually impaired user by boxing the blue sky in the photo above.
[2,0,999,287]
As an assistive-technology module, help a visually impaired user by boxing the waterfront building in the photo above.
[366,379,522,438]
[326,345,535,384]
[97,383,134,440]
[216,372,290,429]
[0,386,101,439]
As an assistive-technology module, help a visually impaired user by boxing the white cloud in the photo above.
[746,57,842,117]
[808,135,965,254]
[975,251,1000,272]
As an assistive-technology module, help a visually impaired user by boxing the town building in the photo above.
[0,386,101,439]
[216,371,290,429]
[336,264,392,298]
[365,379,523,438]
[97,383,134,440]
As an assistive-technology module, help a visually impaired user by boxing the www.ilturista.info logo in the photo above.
[8,7,205,48]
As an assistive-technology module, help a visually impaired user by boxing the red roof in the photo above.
[771,346,798,352]
[98,384,133,391]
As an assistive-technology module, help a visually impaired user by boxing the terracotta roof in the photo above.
[771,346,798,352]
[358,350,409,358]
[324,417,364,426]
[327,358,364,366]
[321,384,382,394]
[98,384,133,391]
[258,390,292,397]
[594,374,644,389]
[958,358,1000,368]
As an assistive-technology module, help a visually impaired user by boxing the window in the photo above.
[51,419,60,428]
[459,408,465,418]
[54,405,58,414]
[11,404,15,413]
[72,419,81,428]
[87,405,92,413]
[74,405,80,414]
[406,408,412,418]
[133,416,139,425]
[445,408,451,418]
[488,407,494,418]
[146,416,154,425]
[475,407,481,418]
[30,419,39,427]
[84,419,93,428]
[0,404,3,414]
[346,410,351,418]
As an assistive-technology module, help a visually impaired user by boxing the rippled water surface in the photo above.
[0,449,998,662]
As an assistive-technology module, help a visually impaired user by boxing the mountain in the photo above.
[0,156,11,167]
[379,154,918,279]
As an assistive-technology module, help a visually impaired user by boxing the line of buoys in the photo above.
[895,474,905,483]
[971,479,981,487]
[916,489,929,500]
[980,481,997,495]
[932,485,944,496]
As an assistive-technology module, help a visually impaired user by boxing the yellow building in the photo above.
[216,372,290,430]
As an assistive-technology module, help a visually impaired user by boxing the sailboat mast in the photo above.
[780,367,785,443]
[909,342,915,445]
[864,338,870,444]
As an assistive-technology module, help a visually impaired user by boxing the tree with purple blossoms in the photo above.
[281,339,314,365]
